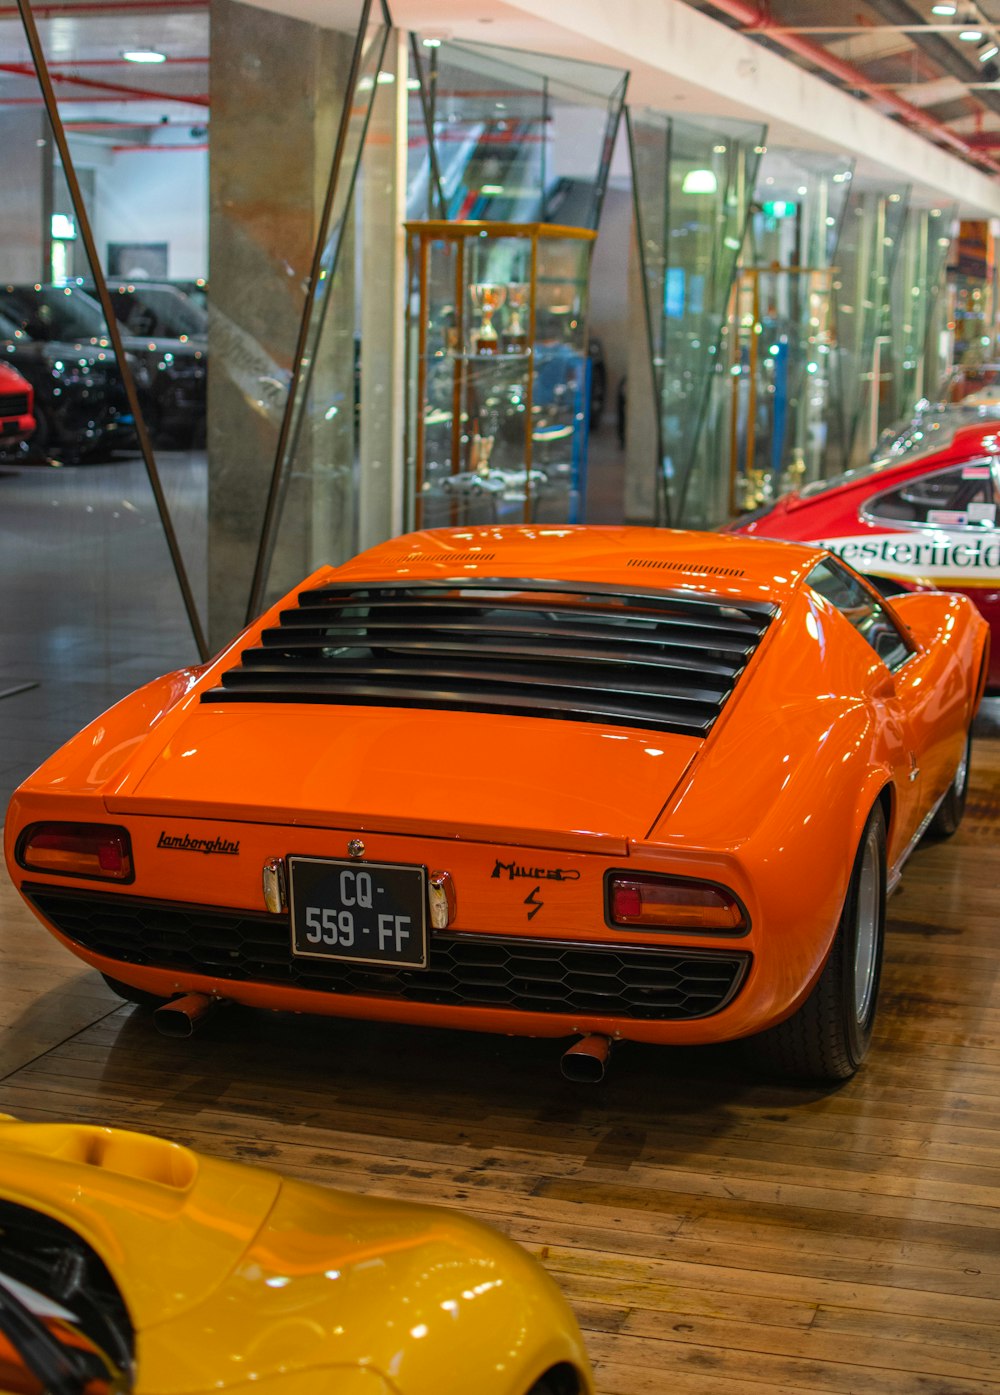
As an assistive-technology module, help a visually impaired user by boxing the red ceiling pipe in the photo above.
[0,61,209,106]
[0,0,204,14]
[698,0,1000,176]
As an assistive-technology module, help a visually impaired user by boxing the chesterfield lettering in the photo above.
[157,832,241,856]
[821,533,1000,576]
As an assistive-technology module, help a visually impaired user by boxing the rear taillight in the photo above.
[16,822,133,882]
[607,873,747,934]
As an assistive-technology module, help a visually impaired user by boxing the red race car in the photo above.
[0,360,35,449]
[727,421,1000,688]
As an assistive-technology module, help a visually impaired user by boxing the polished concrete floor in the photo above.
[0,447,204,805]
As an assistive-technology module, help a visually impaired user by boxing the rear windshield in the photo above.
[799,419,995,499]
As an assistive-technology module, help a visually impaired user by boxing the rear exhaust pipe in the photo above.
[153,992,219,1038]
[561,1034,611,1083]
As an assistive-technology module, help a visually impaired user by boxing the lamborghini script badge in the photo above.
[157,832,240,856]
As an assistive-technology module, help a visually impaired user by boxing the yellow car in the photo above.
[0,1118,592,1395]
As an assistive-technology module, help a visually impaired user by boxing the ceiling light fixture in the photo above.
[979,41,1000,60]
[121,48,166,63]
[959,28,984,40]
[931,3,957,13]
[682,168,718,194]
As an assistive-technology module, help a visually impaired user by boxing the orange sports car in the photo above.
[5,527,989,1082]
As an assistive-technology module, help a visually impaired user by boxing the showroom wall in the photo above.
[89,147,208,281]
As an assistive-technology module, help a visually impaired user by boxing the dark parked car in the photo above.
[0,299,134,464]
[0,284,205,451]
[99,281,207,343]
[88,281,207,446]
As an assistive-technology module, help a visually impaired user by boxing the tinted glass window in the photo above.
[110,287,207,339]
[806,560,913,671]
[866,462,999,526]
[0,286,106,342]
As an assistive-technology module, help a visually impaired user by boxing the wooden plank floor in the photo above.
[2,702,999,1393]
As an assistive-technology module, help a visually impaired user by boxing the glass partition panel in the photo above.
[629,110,765,525]
[727,150,854,508]
[831,183,910,469]
[886,205,956,427]
[408,39,626,231]
[11,0,210,622]
[0,22,201,803]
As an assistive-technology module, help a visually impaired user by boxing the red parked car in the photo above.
[0,360,35,449]
[726,421,999,688]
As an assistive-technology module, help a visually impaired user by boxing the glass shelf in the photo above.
[405,220,596,528]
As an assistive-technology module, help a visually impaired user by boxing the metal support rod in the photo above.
[15,0,209,662]
[409,33,445,219]
[624,107,670,528]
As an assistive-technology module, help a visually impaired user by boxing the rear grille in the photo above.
[0,393,29,418]
[27,886,750,1021]
[203,577,774,738]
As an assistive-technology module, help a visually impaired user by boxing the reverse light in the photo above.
[17,822,133,881]
[607,874,747,935]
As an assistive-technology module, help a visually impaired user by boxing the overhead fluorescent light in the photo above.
[681,168,718,195]
[980,43,999,60]
[959,29,984,41]
[121,48,166,63]
[931,3,957,13]
[51,213,76,240]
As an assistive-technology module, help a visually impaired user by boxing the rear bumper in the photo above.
[23,883,753,1045]
[8,808,840,1047]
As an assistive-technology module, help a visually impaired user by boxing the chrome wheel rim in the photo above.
[953,740,969,799]
[853,827,881,1024]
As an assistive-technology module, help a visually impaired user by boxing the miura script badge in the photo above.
[491,859,580,882]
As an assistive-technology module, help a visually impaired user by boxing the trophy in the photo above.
[469,282,506,355]
[502,283,529,354]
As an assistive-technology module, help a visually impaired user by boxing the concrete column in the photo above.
[0,110,48,282]
[207,0,355,648]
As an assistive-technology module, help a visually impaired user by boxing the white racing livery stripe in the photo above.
[817,530,1000,584]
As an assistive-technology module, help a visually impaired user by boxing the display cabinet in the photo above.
[404,221,596,528]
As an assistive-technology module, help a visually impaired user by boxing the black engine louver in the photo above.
[202,578,775,738]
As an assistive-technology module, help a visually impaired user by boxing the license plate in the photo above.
[288,857,428,968]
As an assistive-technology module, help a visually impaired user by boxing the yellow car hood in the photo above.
[0,1119,281,1330]
[0,1121,588,1395]
[138,1175,583,1395]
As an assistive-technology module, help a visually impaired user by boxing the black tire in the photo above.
[526,1370,578,1395]
[926,729,971,839]
[755,803,887,1083]
[101,973,168,1010]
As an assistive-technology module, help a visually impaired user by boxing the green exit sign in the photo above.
[763,200,797,219]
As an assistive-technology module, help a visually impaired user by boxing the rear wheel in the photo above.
[101,973,168,1010]
[926,729,971,839]
[755,803,886,1083]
